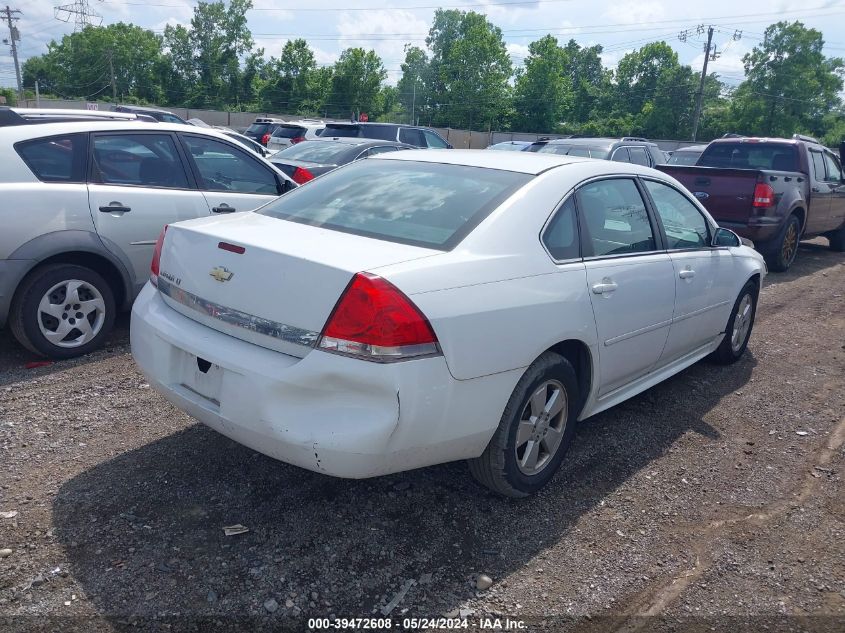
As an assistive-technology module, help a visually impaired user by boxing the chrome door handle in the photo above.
[591,279,618,294]
[212,204,236,213]
[679,269,696,279]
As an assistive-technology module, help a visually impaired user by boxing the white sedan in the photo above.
[130,150,766,497]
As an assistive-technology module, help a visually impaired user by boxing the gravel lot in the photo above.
[1,241,843,632]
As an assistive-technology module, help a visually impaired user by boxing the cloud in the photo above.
[602,0,666,25]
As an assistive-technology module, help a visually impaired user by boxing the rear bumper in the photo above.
[130,284,517,478]
[718,220,780,246]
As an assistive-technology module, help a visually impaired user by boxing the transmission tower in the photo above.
[54,0,102,31]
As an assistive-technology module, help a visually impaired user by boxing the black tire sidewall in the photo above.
[767,215,801,271]
[498,356,579,495]
[720,282,758,362]
[16,265,116,359]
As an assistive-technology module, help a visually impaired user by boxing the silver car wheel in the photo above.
[515,379,568,476]
[37,279,106,349]
[730,293,753,353]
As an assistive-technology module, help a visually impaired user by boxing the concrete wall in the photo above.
[20,98,703,150]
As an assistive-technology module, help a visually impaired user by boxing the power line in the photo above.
[54,0,102,31]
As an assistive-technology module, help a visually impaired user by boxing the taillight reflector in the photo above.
[261,133,271,145]
[318,272,439,362]
[150,225,168,286]
[752,182,775,207]
[290,136,305,144]
[291,166,315,184]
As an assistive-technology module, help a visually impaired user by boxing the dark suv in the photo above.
[536,137,666,167]
[321,122,451,149]
[112,105,187,124]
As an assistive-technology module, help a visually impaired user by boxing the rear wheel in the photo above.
[468,352,579,497]
[9,264,115,359]
[711,280,758,364]
[828,224,845,252]
[764,214,801,272]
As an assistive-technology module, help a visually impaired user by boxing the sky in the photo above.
[3,0,845,92]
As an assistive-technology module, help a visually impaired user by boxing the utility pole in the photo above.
[35,79,40,106]
[411,81,416,126]
[108,49,116,100]
[690,26,714,142]
[2,6,23,102]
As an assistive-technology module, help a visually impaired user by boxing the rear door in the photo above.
[87,131,210,286]
[398,127,426,147]
[807,148,833,233]
[179,133,283,215]
[641,178,735,364]
[578,177,676,396]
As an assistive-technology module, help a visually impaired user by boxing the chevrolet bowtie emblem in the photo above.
[209,266,234,283]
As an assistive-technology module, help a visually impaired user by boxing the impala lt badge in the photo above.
[210,266,234,283]
[693,191,710,200]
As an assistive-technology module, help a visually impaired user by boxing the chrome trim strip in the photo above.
[157,278,319,348]
[130,240,158,245]
[672,300,732,324]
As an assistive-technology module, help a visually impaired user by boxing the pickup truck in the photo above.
[658,135,845,271]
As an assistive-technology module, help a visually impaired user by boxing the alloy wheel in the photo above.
[515,380,568,476]
[730,293,753,353]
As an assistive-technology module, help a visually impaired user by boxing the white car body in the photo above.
[265,121,326,153]
[131,150,765,483]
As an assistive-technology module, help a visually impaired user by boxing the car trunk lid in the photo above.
[156,213,440,357]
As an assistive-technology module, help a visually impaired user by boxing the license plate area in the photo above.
[178,352,223,405]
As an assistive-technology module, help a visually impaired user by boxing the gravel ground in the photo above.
[0,241,843,633]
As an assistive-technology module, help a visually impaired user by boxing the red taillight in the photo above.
[318,272,439,362]
[150,225,168,286]
[261,133,271,145]
[752,182,775,207]
[290,136,305,144]
[291,166,315,184]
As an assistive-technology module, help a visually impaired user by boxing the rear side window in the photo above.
[272,125,307,139]
[628,147,651,166]
[667,152,701,166]
[323,125,361,138]
[16,134,88,183]
[577,178,656,256]
[542,196,579,260]
[423,130,448,148]
[698,143,798,171]
[610,147,630,163]
[398,128,425,146]
[258,160,531,250]
[92,134,189,188]
[362,125,397,141]
[159,113,185,124]
[246,123,271,135]
[810,151,826,180]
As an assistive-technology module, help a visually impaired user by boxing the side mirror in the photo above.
[713,227,742,247]
[277,175,295,195]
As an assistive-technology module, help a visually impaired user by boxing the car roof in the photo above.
[302,137,407,146]
[115,104,176,114]
[675,144,709,152]
[546,137,655,148]
[0,120,242,144]
[374,148,600,174]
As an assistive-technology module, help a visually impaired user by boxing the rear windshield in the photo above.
[246,123,272,135]
[272,125,306,138]
[322,124,361,138]
[272,141,352,163]
[538,144,608,159]
[258,160,532,249]
[698,143,799,171]
[667,152,702,166]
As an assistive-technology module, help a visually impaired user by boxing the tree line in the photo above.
[19,0,845,145]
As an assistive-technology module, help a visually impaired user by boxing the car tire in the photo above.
[9,264,116,360]
[764,214,801,272]
[711,280,758,365]
[468,352,579,498]
[828,224,845,252]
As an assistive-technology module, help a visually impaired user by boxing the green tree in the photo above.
[560,40,611,127]
[424,9,512,129]
[327,48,386,119]
[260,39,319,113]
[22,23,165,103]
[397,45,430,124]
[730,21,844,137]
[512,35,570,133]
[163,0,255,108]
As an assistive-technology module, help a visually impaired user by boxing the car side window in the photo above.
[610,147,630,163]
[628,146,651,167]
[823,152,843,182]
[92,134,189,189]
[576,178,656,257]
[399,128,426,146]
[16,133,88,183]
[182,135,279,195]
[542,196,580,261]
[367,146,399,157]
[810,151,827,181]
[423,130,449,148]
[643,179,710,249]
